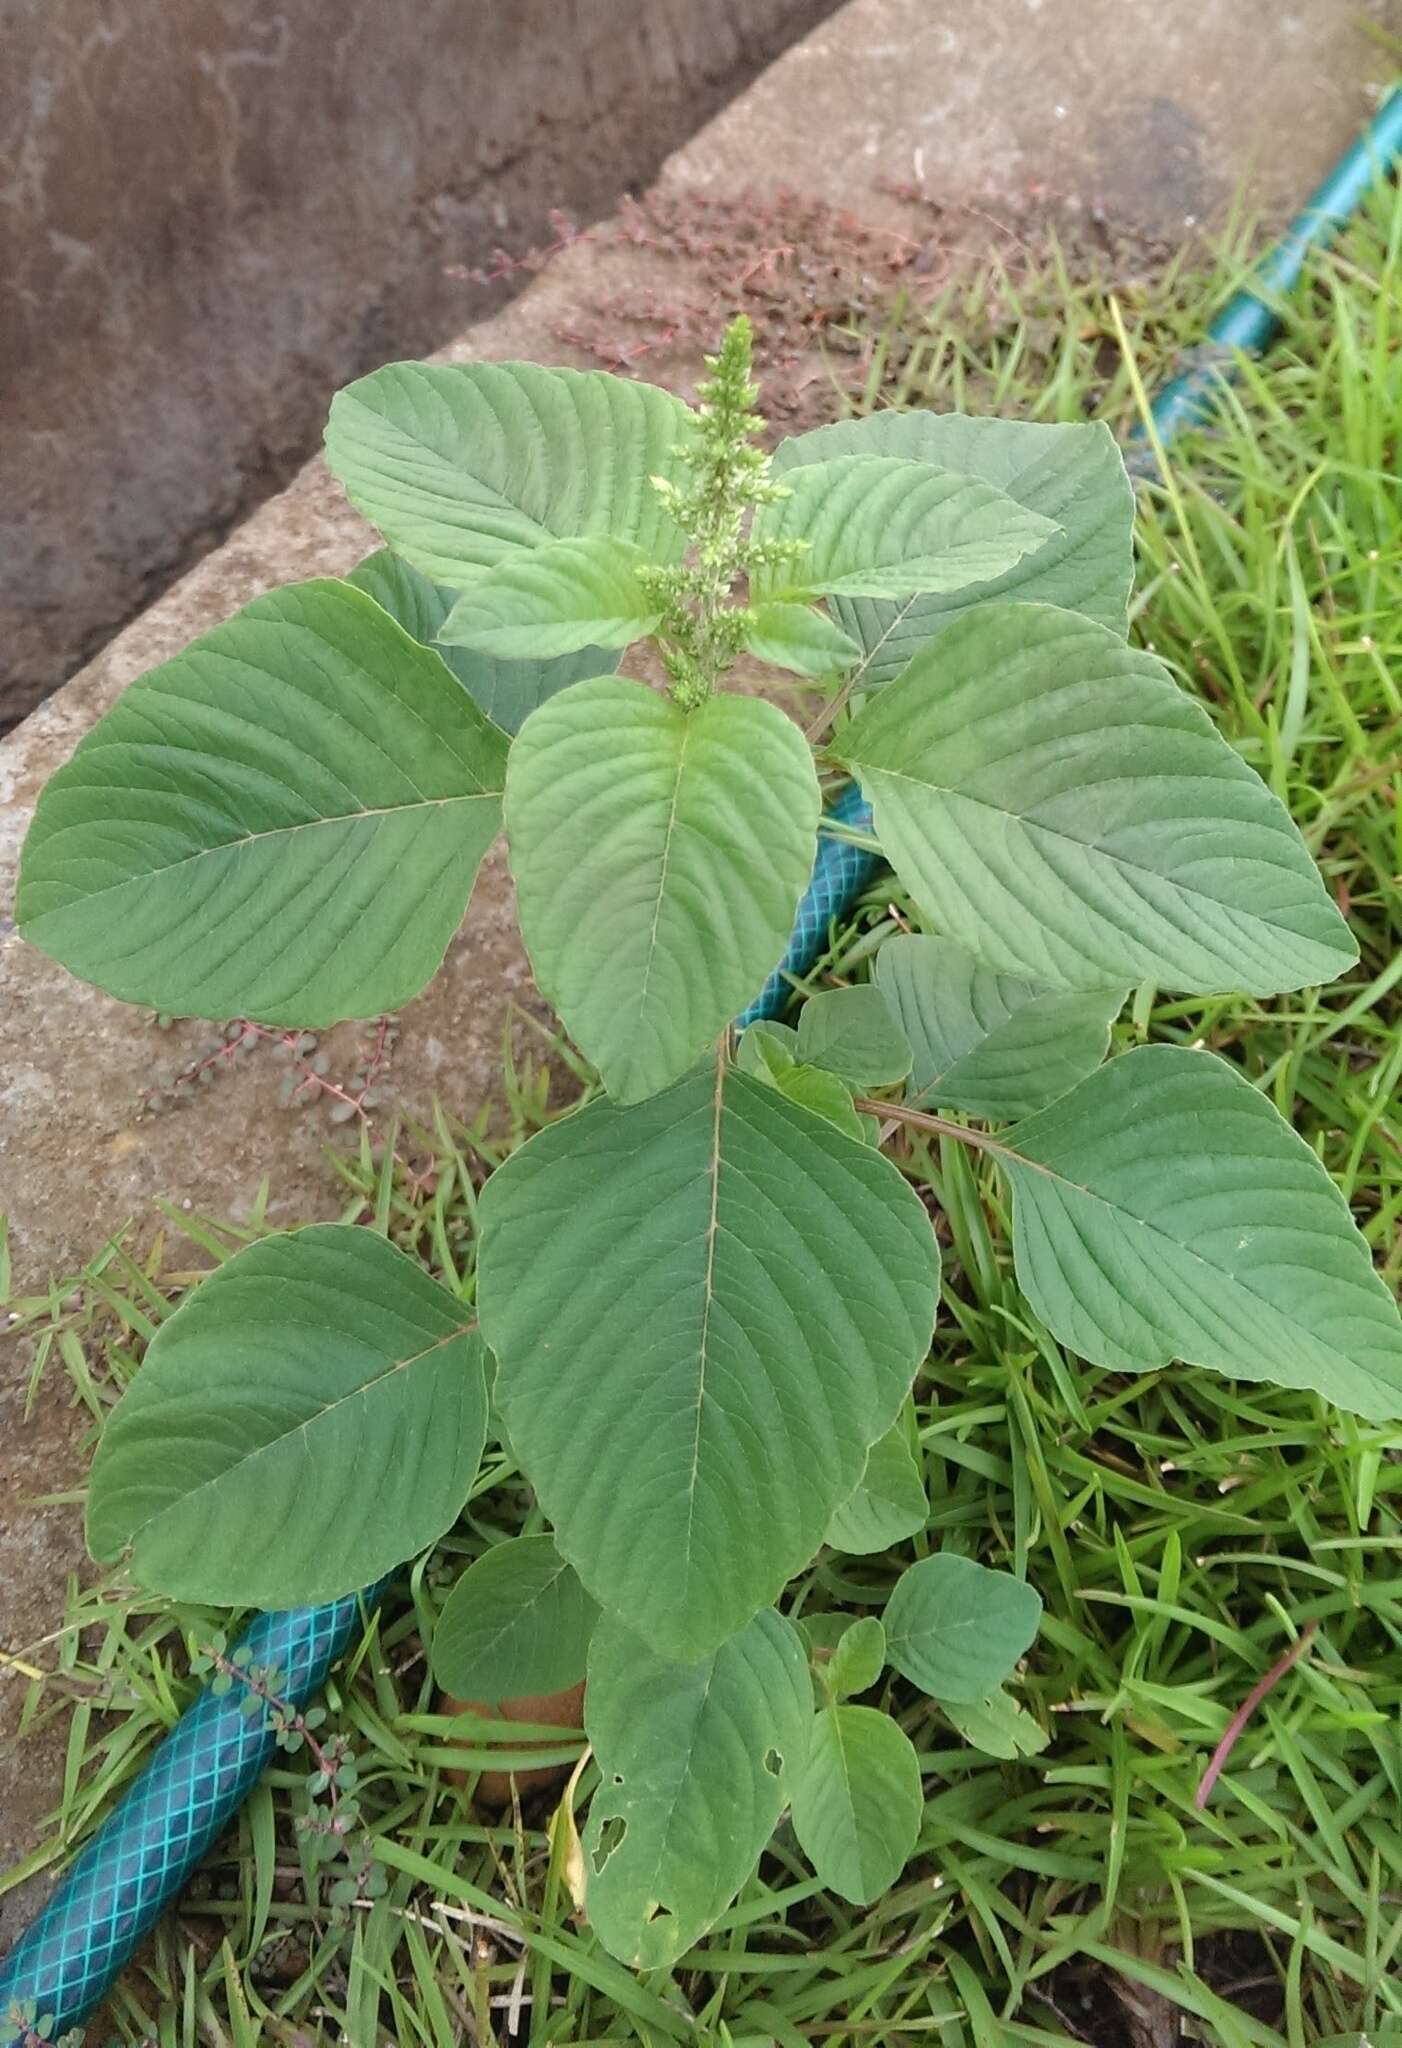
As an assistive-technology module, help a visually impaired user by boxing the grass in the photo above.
[3,187,1401,2047]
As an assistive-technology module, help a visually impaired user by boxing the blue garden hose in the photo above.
[1130,83,1402,463]
[0,1587,389,2038]
[4,82,1400,2037]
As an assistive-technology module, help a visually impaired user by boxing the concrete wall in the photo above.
[0,0,835,727]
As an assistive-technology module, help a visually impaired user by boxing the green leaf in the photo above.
[833,603,1357,998]
[742,601,862,678]
[324,361,692,586]
[787,1704,922,1905]
[87,1226,486,1607]
[346,546,615,734]
[737,1023,868,1143]
[582,1608,811,1968]
[17,580,509,1025]
[438,538,660,659]
[824,1425,927,1554]
[1002,1045,1402,1419]
[797,984,911,1088]
[765,1064,870,1145]
[939,1688,1049,1760]
[432,1535,599,1700]
[876,933,1124,1119]
[505,676,820,1103]
[752,457,1059,601]
[826,1615,887,1700]
[885,1554,1041,1702]
[478,1066,940,1658]
[735,1019,801,1075]
[773,413,1133,686]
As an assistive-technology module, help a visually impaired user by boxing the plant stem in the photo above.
[1193,1619,1318,1810]
[857,1096,1011,1160]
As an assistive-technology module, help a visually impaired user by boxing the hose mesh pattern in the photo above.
[736,780,879,1027]
[0,1588,385,2033]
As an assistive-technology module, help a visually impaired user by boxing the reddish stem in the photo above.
[1194,1619,1318,1810]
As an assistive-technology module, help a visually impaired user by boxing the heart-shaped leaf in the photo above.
[788,1704,922,1905]
[505,676,820,1103]
[876,933,1124,1119]
[18,580,510,1025]
[773,413,1133,686]
[88,1226,486,1608]
[347,547,616,733]
[432,1535,599,1700]
[1002,1045,1402,1419]
[582,1608,812,1968]
[325,360,692,585]
[439,538,660,658]
[751,457,1058,601]
[885,1554,1042,1702]
[833,603,1356,998]
[478,1066,940,1657]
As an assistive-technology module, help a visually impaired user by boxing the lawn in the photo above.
[4,186,1401,2047]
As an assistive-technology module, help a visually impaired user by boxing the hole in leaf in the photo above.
[591,1814,627,1874]
[763,1748,784,1778]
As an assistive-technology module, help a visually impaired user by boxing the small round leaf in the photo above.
[885,1554,1041,1703]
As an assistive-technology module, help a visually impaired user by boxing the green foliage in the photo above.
[19,301,1402,1980]
[505,676,819,1102]
[1002,1045,1402,1416]
[347,545,617,733]
[749,454,1059,599]
[832,601,1357,995]
[786,1702,922,1905]
[438,537,661,658]
[581,1608,811,1967]
[823,1614,887,1700]
[876,931,1125,1118]
[476,1065,940,1658]
[432,1535,598,1700]
[324,360,692,582]
[939,1686,1050,1760]
[823,1423,928,1554]
[741,599,860,677]
[86,1227,486,1607]
[772,410,1135,679]
[884,1553,1042,1701]
[16,581,509,1025]
[796,982,912,1088]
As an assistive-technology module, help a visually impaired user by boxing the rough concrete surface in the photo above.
[0,0,838,727]
[3,0,1400,1951]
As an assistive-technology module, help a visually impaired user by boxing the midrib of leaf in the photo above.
[467,1556,572,1664]
[1004,1135,1388,1387]
[639,1668,719,1904]
[33,792,499,910]
[846,594,920,689]
[863,763,1316,957]
[682,1052,726,1583]
[887,1093,1384,1388]
[132,1322,472,1527]
[632,716,693,1042]
[807,594,921,738]
[826,1712,865,1873]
